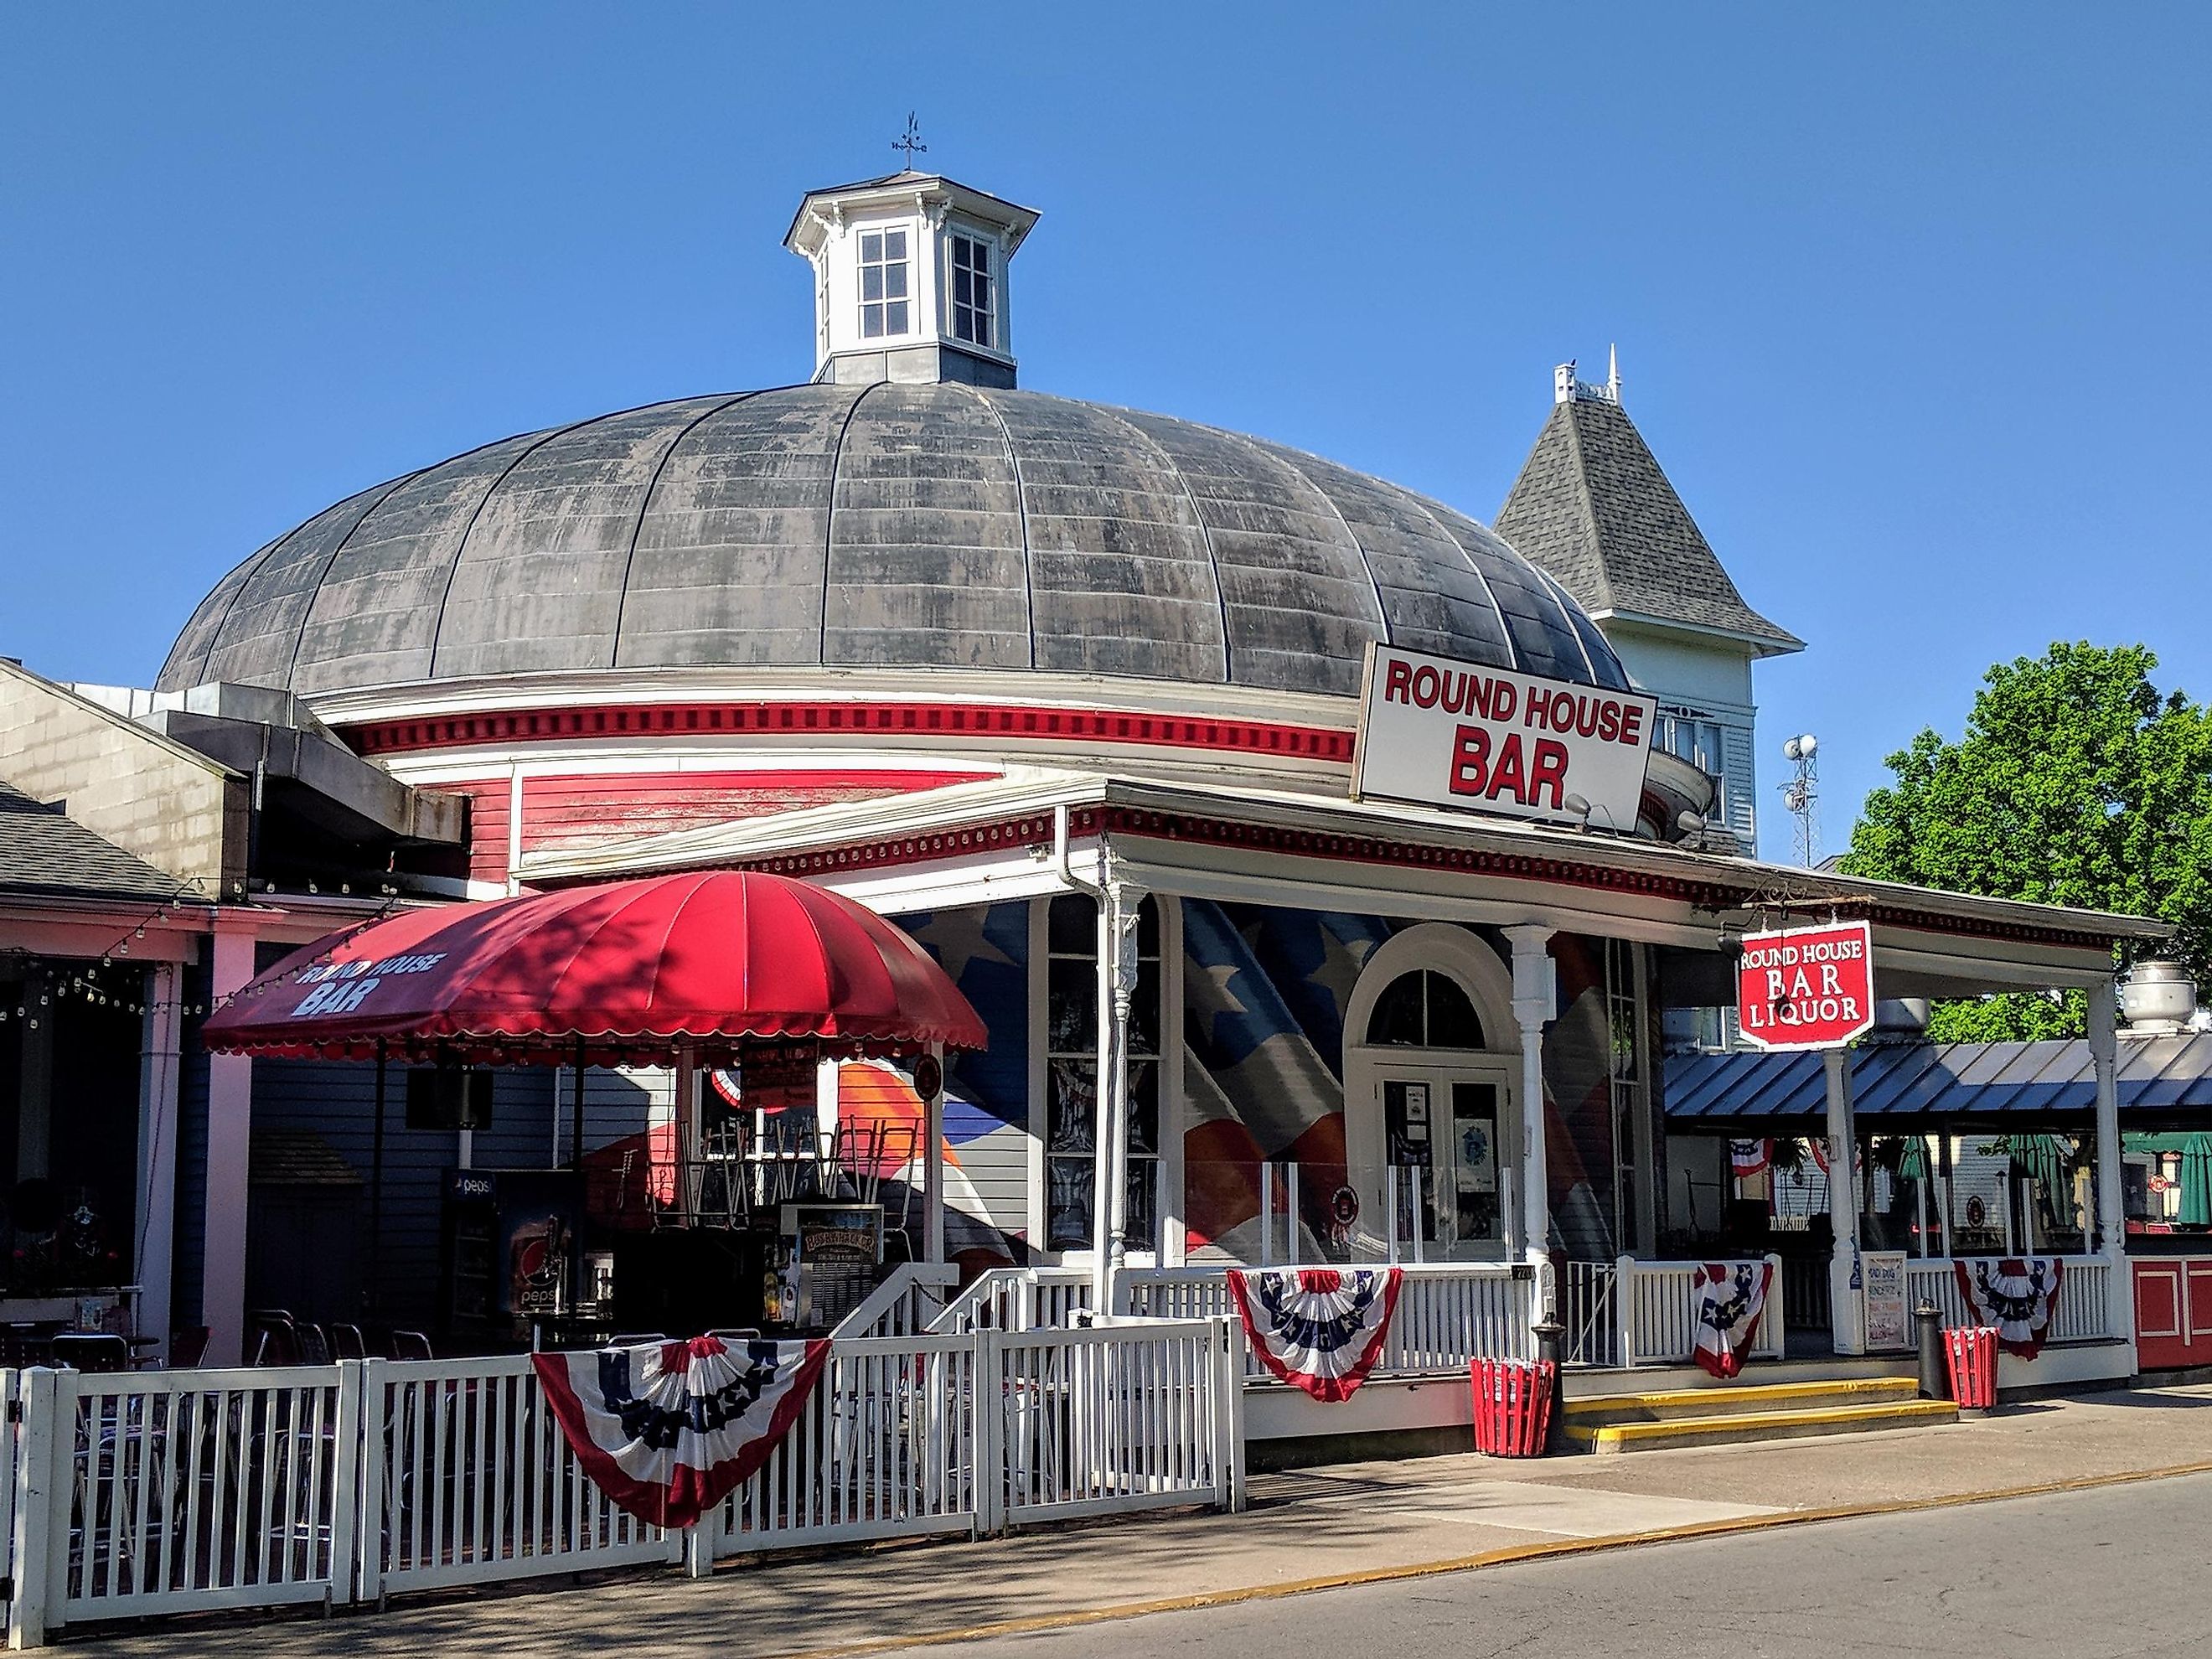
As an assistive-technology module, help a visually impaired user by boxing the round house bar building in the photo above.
[152,168,2161,1406]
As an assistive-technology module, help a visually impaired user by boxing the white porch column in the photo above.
[136,964,183,1362]
[1824,1047,1864,1356]
[921,1041,946,1264]
[202,921,257,1367]
[1506,925,1556,1268]
[2089,974,2132,1340]
[1090,879,1145,1316]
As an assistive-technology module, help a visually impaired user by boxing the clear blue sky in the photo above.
[5,4,2206,859]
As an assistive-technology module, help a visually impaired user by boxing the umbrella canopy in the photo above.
[2180,1133,2212,1227]
[1984,1132,2075,1209]
[202,871,988,1063]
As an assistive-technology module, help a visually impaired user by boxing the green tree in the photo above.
[1839,642,2212,1040]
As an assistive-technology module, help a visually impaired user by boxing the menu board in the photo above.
[1862,1250,1909,1351]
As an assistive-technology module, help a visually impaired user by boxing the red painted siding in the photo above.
[434,768,990,885]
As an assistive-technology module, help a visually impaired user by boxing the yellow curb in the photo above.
[1560,1375,1920,1416]
[1577,1399,1959,1450]
[756,1457,2212,1659]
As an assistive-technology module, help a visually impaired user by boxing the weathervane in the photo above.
[892,113,927,170]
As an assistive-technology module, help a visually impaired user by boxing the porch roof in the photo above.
[518,767,2164,967]
[1667,1033,2212,1128]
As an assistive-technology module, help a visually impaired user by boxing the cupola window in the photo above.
[949,232,994,348]
[858,228,910,338]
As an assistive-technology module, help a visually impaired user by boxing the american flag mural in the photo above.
[1183,903,1624,1264]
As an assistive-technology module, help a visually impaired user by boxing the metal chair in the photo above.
[328,1323,367,1361]
[389,1330,434,1361]
[51,1332,131,1373]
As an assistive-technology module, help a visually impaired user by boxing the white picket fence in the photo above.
[3,1317,1243,1646]
[1905,1256,2116,1344]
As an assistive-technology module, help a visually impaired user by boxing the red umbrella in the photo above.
[204,870,987,1063]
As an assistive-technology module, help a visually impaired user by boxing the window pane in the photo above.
[1048,959,1098,1052]
[861,304,883,338]
[1129,959,1162,1055]
[1366,971,1428,1046]
[1047,1059,1096,1153]
[971,242,990,274]
[1425,973,1485,1049]
[1137,895,1161,959]
[1047,1158,1093,1251]
[1450,1082,1501,1242]
[1048,894,1096,955]
[861,266,883,302]
[973,313,992,348]
[861,231,881,261]
[884,229,907,258]
[954,312,974,343]
[954,271,971,304]
[886,263,907,299]
[1128,1061,1159,1154]
[886,301,907,333]
[1124,1159,1158,1253]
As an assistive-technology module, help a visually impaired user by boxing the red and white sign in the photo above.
[1352,645,1656,830]
[1735,920,1875,1051]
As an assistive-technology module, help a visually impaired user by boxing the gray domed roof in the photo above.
[159,384,1629,700]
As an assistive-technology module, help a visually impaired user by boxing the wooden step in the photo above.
[1562,1398,1960,1455]
[1562,1376,1922,1425]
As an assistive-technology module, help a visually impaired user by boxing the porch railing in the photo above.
[1563,1256,1786,1368]
[833,1262,962,1338]
[1904,1255,2116,1343]
[6,1317,1243,1646]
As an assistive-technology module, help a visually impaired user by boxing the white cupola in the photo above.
[785,170,1040,388]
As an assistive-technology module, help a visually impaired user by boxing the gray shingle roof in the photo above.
[1496,396,1801,655]
[157,385,1631,701]
[0,779,189,904]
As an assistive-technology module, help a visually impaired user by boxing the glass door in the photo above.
[1377,1067,1509,1259]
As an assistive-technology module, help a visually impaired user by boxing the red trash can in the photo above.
[1943,1326,2001,1411]
[1470,1357,1557,1456]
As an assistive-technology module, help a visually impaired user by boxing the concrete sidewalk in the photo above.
[70,1382,2212,1657]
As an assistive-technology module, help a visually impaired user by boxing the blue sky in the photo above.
[4,4,2206,859]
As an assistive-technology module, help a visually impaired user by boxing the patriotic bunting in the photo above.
[1691,1259,1775,1379]
[1729,1140,1770,1178]
[1954,1258,2065,1359]
[534,1335,830,1527]
[1227,1267,1403,1401]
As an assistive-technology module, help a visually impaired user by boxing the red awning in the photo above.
[202,871,987,1063]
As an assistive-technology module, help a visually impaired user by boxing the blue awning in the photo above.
[1666,1033,2212,1124]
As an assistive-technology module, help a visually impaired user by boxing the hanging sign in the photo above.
[1735,920,1875,1051]
[1352,644,1656,829]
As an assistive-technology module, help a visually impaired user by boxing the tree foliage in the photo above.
[1839,642,2212,1039]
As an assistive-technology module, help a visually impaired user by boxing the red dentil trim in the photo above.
[339,700,1355,763]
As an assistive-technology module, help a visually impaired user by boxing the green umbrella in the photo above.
[2179,1134,2212,1227]
[1982,1133,2076,1217]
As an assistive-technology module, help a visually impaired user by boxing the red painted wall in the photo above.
[437,768,991,885]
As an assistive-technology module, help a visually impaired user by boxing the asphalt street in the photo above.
[923,1470,2212,1659]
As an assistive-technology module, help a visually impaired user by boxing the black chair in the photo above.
[295,1323,333,1366]
[51,1333,131,1374]
[328,1323,367,1361]
[168,1326,211,1369]
[247,1309,302,1367]
[389,1330,434,1361]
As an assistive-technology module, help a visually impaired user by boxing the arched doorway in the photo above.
[1343,925,1521,1261]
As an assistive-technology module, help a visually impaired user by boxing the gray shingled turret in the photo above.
[1496,392,1801,655]
[159,385,1631,700]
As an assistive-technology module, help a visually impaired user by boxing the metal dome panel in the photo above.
[158,384,1630,699]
